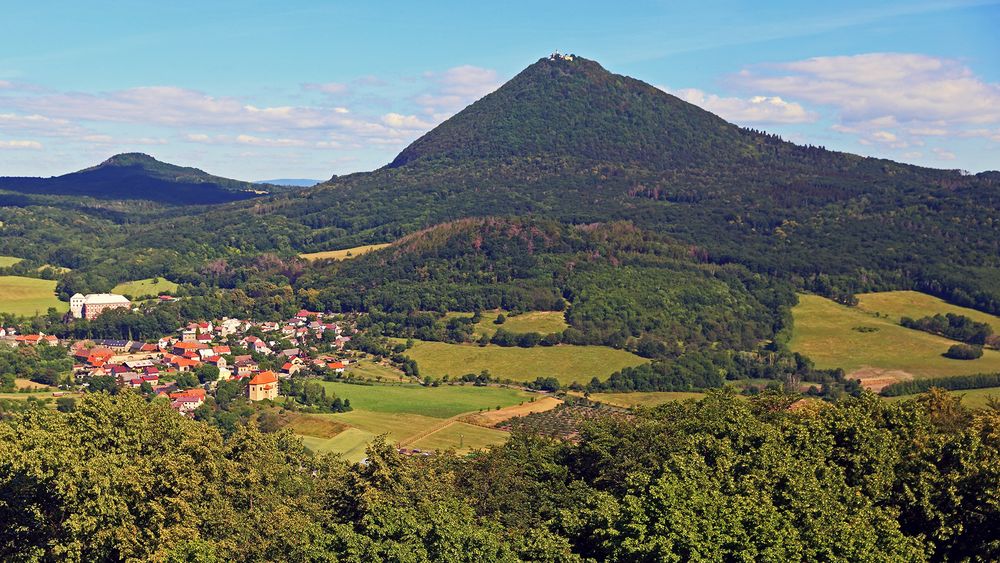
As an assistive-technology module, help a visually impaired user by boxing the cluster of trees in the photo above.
[0,343,72,389]
[1,390,998,560]
[880,372,1000,397]
[901,313,994,345]
[588,348,860,398]
[280,378,351,413]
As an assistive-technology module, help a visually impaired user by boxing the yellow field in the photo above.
[401,340,647,385]
[790,294,1000,388]
[460,310,569,338]
[299,243,391,261]
[111,278,179,298]
[0,276,66,317]
[0,256,23,268]
[856,290,1000,332]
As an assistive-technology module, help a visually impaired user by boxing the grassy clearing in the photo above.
[789,294,1000,381]
[14,378,52,391]
[0,256,23,268]
[300,429,375,462]
[111,278,178,298]
[590,391,707,407]
[0,276,66,316]
[401,340,647,385]
[464,310,569,338]
[410,422,509,453]
[856,290,1000,332]
[319,381,533,418]
[319,410,444,442]
[344,360,408,382]
[299,243,390,261]
[884,386,1000,409]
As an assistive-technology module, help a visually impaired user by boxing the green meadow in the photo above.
[0,276,66,317]
[789,293,1000,381]
[111,277,179,298]
[401,340,647,385]
[295,382,537,459]
[0,256,23,268]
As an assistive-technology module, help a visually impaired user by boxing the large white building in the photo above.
[70,293,131,320]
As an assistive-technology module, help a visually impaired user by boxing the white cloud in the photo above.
[931,147,957,160]
[733,52,1000,162]
[381,112,433,129]
[236,134,307,147]
[665,87,817,124]
[414,65,502,119]
[302,82,349,95]
[0,139,42,149]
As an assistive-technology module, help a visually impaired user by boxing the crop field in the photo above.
[111,278,178,298]
[0,276,66,316]
[790,294,1000,388]
[401,340,647,385]
[0,256,23,267]
[299,243,391,261]
[318,381,533,418]
[856,290,1000,332]
[590,391,707,407]
[410,422,508,453]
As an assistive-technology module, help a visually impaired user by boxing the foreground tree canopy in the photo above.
[1,390,998,561]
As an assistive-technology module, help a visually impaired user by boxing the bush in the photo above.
[944,343,983,360]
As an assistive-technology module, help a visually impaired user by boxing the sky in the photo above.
[0,0,997,180]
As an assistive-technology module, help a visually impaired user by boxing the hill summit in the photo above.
[390,54,754,169]
[0,153,281,205]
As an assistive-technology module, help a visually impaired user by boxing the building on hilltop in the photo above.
[248,371,279,401]
[70,293,131,320]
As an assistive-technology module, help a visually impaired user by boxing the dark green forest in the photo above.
[1,390,998,561]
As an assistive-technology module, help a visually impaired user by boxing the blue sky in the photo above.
[0,0,997,179]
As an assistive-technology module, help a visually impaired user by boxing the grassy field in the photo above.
[790,294,1000,386]
[401,340,647,385]
[410,422,509,453]
[0,256,23,268]
[111,277,179,298]
[299,243,391,261]
[856,290,1000,332]
[296,382,538,459]
[300,429,374,462]
[885,386,1000,409]
[590,391,707,407]
[319,381,534,418]
[344,360,408,382]
[456,310,569,338]
[0,276,66,316]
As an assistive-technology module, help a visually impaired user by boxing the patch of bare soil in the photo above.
[460,396,562,427]
[850,367,914,392]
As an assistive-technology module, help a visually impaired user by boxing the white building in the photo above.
[70,293,131,320]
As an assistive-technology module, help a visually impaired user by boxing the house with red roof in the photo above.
[248,371,279,401]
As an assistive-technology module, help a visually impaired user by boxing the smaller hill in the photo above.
[255,178,320,187]
[0,153,283,205]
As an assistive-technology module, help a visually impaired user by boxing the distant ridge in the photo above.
[255,178,320,187]
[0,153,282,205]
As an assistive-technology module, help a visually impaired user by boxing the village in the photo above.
[1,294,357,417]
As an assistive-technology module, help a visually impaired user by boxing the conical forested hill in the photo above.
[0,153,286,205]
[390,55,756,169]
